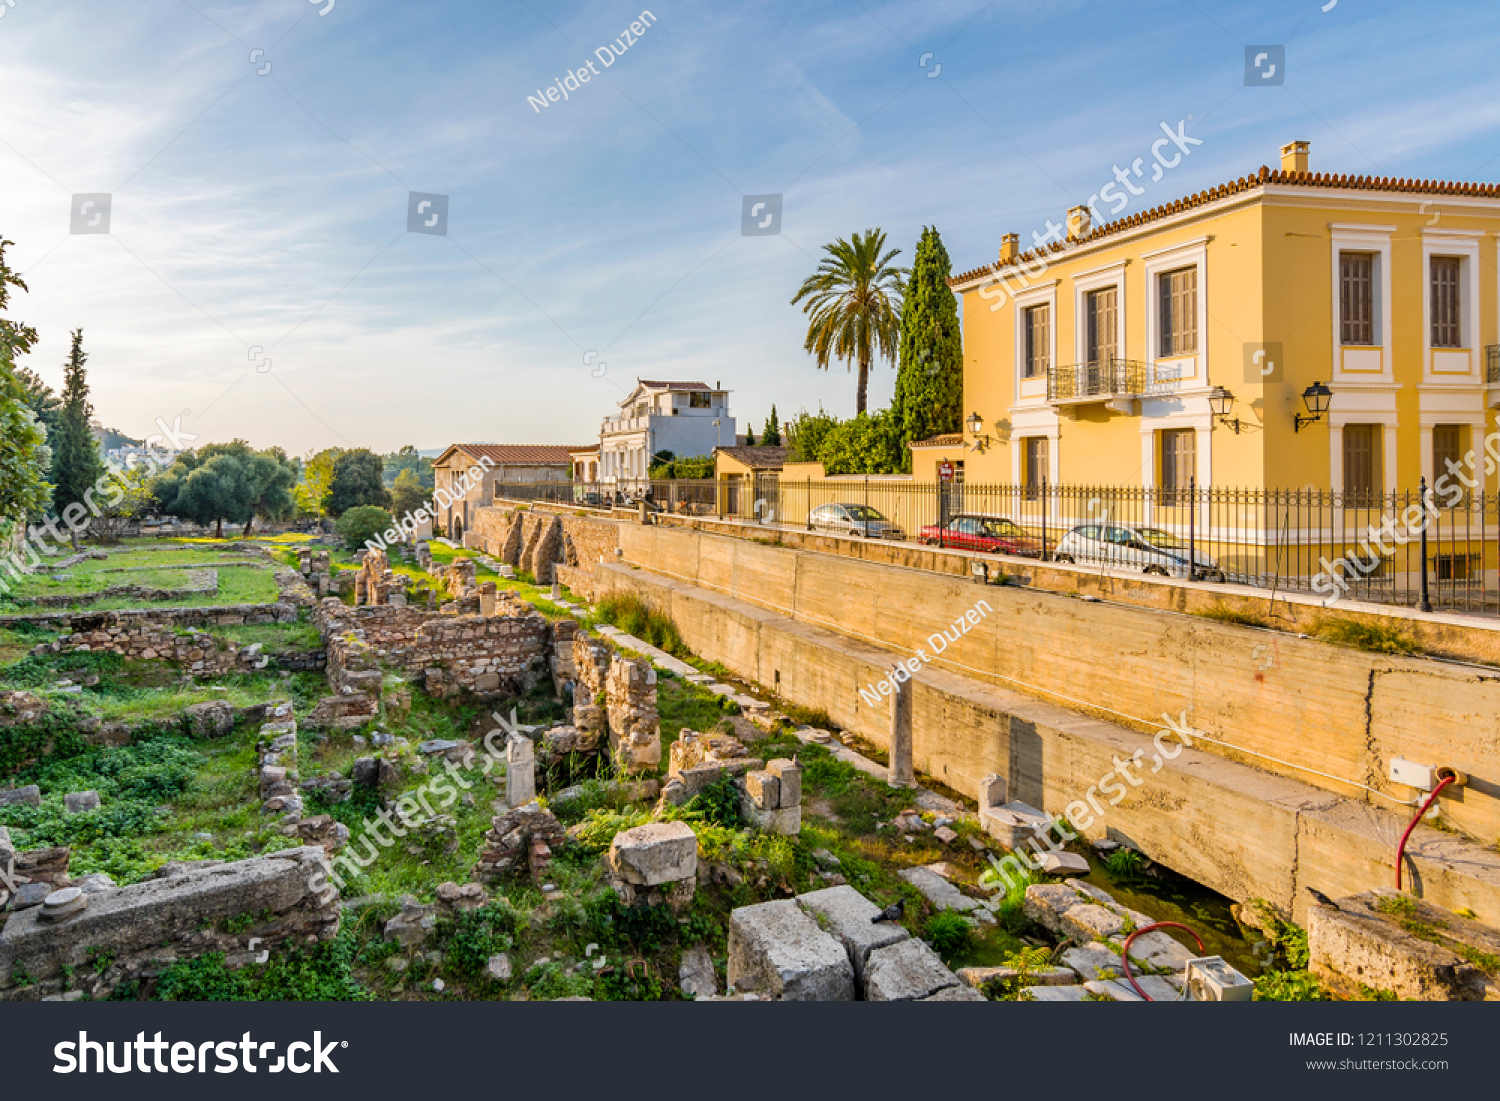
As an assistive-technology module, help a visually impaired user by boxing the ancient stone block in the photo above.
[506,733,536,808]
[745,770,780,810]
[0,786,41,808]
[1309,890,1500,1001]
[796,885,908,987]
[679,944,718,999]
[727,899,855,1001]
[767,757,801,808]
[184,700,236,739]
[63,791,100,814]
[609,821,698,887]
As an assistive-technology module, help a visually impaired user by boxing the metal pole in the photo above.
[1188,475,1197,582]
[1041,478,1049,561]
[1419,476,1432,613]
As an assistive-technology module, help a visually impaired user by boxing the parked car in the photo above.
[807,503,905,540]
[1053,523,1225,581]
[919,514,1042,557]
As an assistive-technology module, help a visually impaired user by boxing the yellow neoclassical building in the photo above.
[923,141,1500,498]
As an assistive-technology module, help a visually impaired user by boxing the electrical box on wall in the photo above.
[1184,956,1254,1002]
[1389,757,1436,790]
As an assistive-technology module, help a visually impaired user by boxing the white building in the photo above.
[598,380,734,493]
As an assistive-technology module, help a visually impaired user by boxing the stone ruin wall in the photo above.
[471,505,620,596]
[0,846,340,1001]
[570,634,660,772]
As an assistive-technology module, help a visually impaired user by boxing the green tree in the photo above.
[744,425,756,446]
[335,505,395,552]
[296,447,342,517]
[783,407,840,464]
[382,444,434,489]
[151,449,252,538]
[192,441,299,536]
[89,465,158,544]
[12,363,61,444]
[389,468,428,519]
[791,229,906,414]
[51,329,105,547]
[762,405,782,446]
[891,226,963,470]
[0,238,51,537]
[326,449,390,517]
[817,410,904,475]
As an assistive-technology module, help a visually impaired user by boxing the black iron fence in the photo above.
[490,479,1500,614]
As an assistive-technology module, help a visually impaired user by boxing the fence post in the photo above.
[1041,478,1049,561]
[1188,475,1196,582]
[806,478,813,531]
[1418,477,1432,613]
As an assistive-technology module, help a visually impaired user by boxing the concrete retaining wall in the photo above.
[608,524,1500,841]
[593,562,1500,926]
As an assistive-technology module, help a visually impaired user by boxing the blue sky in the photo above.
[3,0,1499,455]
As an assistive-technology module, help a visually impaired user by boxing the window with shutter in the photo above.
[1024,437,1048,497]
[1024,305,1050,378]
[1086,287,1117,364]
[1433,424,1466,506]
[1158,268,1197,357]
[1431,257,1461,348]
[1340,252,1374,345]
[1343,424,1382,503]
[1159,429,1195,500]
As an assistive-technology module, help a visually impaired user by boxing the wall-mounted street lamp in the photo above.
[1294,381,1333,433]
[1208,386,1245,434]
[965,411,993,450]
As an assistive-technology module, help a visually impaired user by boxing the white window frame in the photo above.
[1072,260,1128,369]
[1328,224,1395,382]
[1011,280,1058,407]
[1422,229,1482,382]
[1142,237,1208,391]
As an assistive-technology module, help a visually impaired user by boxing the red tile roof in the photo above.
[909,434,963,449]
[951,166,1500,286]
[715,445,791,470]
[438,443,589,466]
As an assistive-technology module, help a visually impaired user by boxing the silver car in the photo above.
[808,503,905,540]
[1053,523,1224,581]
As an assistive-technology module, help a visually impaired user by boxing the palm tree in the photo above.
[791,229,906,414]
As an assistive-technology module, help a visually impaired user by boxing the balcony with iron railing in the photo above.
[1046,358,1150,405]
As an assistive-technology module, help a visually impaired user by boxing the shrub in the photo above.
[1316,617,1419,656]
[335,505,395,552]
[594,594,687,656]
[924,911,973,957]
[685,772,742,829]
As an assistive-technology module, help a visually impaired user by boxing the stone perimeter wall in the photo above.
[612,523,1500,843]
[471,505,619,593]
[592,559,1500,928]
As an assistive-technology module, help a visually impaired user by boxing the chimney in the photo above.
[1280,140,1309,175]
[1067,205,1091,240]
[999,233,1019,263]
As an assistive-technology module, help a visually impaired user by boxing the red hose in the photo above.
[1119,921,1205,1001]
[1395,775,1455,891]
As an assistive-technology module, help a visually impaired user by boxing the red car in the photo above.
[919,514,1042,556]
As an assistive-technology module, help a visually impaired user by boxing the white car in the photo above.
[1053,523,1224,582]
[807,503,905,540]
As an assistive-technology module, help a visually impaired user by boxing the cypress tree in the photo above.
[52,329,104,547]
[763,405,782,446]
[892,226,963,471]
